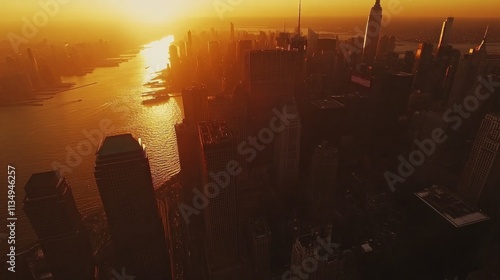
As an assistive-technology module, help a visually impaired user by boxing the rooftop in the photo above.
[311,98,346,110]
[250,217,271,239]
[387,71,414,77]
[415,185,490,228]
[24,171,62,199]
[97,133,143,157]
[198,121,233,146]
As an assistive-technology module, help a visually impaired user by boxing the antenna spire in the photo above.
[297,0,302,36]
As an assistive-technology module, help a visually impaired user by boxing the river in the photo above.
[0,35,183,248]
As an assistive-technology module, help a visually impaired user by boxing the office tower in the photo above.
[244,50,298,116]
[375,71,413,140]
[476,25,488,55]
[230,22,235,41]
[412,42,434,90]
[307,28,319,55]
[182,85,208,126]
[412,111,448,142]
[169,44,180,68]
[403,51,415,73]
[362,0,383,65]
[308,142,339,199]
[248,217,272,280]
[94,134,171,280]
[198,121,241,278]
[178,40,187,58]
[276,32,291,50]
[411,111,448,161]
[23,171,94,280]
[207,94,235,124]
[437,17,454,50]
[457,113,500,208]
[317,38,337,53]
[306,141,339,225]
[274,103,301,188]
[208,41,222,67]
[237,40,253,62]
[379,71,413,115]
[376,35,396,59]
[175,121,201,189]
[187,30,193,57]
[447,26,498,106]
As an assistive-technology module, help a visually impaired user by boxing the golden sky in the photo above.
[1,0,499,25]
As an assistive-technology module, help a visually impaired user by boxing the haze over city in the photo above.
[1,0,500,280]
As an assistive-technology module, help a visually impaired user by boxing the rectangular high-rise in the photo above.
[438,17,454,50]
[94,134,171,280]
[457,113,500,210]
[182,85,209,126]
[412,42,434,90]
[248,217,271,280]
[274,103,301,188]
[244,50,298,110]
[198,121,240,278]
[23,171,94,280]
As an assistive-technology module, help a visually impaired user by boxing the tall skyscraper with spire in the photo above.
[290,0,307,53]
[362,0,383,65]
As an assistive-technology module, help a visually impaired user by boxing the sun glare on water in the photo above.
[141,35,175,82]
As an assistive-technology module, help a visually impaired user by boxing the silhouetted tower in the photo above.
[198,121,241,279]
[457,113,500,209]
[230,22,235,41]
[23,171,94,280]
[94,134,171,280]
[290,0,307,53]
[362,0,383,65]
[437,17,454,50]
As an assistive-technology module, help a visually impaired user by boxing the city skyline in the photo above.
[2,0,500,279]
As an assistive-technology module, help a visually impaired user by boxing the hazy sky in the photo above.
[1,0,499,25]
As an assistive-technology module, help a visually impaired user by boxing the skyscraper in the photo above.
[248,217,272,280]
[198,121,241,279]
[306,141,339,225]
[362,0,383,65]
[457,113,500,209]
[94,134,171,280]
[244,50,298,115]
[175,120,201,189]
[23,171,94,280]
[182,85,209,126]
[437,17,455,50]
[274,103,301,188]
[412,42,434,90]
